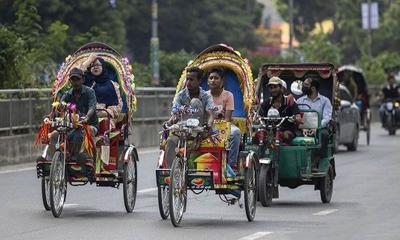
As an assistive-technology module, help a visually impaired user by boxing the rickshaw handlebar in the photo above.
[258,115,295,128]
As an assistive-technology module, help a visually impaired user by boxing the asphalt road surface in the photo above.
[1,123,399,240]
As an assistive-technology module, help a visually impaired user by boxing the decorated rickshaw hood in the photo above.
[51,42,136,112]
[176,44,254,113]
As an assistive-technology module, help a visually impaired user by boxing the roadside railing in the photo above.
[0,87,176,136]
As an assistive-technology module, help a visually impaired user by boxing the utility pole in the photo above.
[288,0,294,55]
[150,0,160,86]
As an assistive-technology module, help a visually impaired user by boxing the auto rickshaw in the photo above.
[338,65,371,144]
[35,42,139,217]
[155,44,257,226]
[251,63,337,207]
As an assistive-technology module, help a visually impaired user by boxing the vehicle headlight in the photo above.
[395,102,400,108]
[386,102,393,110]
[186,118,200,127]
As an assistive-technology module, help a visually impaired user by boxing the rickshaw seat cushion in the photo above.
[291,136,316,146]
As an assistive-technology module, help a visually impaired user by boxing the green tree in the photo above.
[300,33,341,65]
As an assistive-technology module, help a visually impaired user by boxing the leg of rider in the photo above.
[379,104,385,126]
[228,124,241,169]
[165,135,179,168]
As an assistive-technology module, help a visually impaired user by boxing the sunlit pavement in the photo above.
[1,123,399,240]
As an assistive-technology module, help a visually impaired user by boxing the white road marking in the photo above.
[137,187,157,193]
[64,203,80,208]
[313,209,338,216]
[239,232,273,240]
[0,167,35,174]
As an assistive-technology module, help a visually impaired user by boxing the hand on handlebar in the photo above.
[79,116,88,125]
[303,129,316,136]
[43,117,51,124]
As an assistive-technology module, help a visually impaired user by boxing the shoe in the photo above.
[226,165,236,178]
[312,167,319,172]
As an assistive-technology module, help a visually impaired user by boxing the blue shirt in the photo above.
[297,94,332,127]
[172,87,214,113]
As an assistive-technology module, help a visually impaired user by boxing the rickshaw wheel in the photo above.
[123,153,137,213]
[169,157,186,227]
[41,177,51,211]
[258,165,273,207]
[158,185,170,219]
[320,164,333,203]
[49,151,66,218]
[244,155,257,222]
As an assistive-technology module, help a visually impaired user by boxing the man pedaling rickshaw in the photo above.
[44,67,99,163]
[163,67,215,168]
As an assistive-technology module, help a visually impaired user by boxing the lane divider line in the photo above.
[0,167,35,174]
[239,232,273,240]
[137,187,157,193]
[313,209,338,216]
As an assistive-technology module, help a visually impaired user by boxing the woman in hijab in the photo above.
[81,54,123,128]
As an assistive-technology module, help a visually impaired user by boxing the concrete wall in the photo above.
[0,134,42,166]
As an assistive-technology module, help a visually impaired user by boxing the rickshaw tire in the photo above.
[169,157,185,227]
[157,185,169,220]
[123,154,137,213]
[258,165,273,207]
[244,156,257,222]
[320,164,333,203]
[41,177,51,211]
[49,151,66,218]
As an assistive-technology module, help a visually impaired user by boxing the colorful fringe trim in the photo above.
[34,123,50,146]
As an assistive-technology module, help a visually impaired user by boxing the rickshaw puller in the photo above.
[45,68,99,162]
[164,67,214,168]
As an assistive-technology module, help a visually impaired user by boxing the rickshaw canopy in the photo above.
[52,42,136,113]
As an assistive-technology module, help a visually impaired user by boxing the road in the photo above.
[0,123,399,240]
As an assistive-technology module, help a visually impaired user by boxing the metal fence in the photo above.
[0,87,175,136]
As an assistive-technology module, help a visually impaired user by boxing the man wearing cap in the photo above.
[259,76,302,143]
[44,67,98,162]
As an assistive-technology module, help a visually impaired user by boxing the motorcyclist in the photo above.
[379,74,400,126]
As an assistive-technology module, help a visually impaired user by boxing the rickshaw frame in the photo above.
[35,42,139,217]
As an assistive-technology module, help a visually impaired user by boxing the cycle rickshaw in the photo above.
[35,42,139,217]
[252,63,338,207]
[155,44,257,226]
[338,65,371,144]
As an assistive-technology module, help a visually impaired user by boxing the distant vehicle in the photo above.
[338,65,371,145]
[335,84,361,152]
